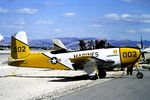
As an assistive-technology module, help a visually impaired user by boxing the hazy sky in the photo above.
[0,0,150,40]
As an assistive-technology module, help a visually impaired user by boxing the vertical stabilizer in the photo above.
[11,31,30,59]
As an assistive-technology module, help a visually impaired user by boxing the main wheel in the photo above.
[98,70,106,78]
[136,72,143,79]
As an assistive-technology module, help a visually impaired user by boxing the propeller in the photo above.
[140,34,145,60]
[139,34,150,62]
[140,34,144,49]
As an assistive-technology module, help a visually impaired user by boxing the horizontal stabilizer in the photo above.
[8,57,26,65]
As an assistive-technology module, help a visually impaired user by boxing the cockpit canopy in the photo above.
[51,39,114,54]
[78,39,114,51]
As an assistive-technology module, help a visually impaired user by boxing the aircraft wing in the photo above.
[69,56,115,75]
[70,56,114,66]
[92,57,115,67]
[69,56,92,64]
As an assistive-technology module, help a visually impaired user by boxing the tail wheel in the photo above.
[136,72,143,79]
[98,70,106,78]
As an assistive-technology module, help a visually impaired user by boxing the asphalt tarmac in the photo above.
[56,70,150,100]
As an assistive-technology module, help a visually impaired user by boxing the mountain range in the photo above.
[1,37,150,48]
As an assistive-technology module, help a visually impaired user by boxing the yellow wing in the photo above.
[69,56,92,64]
[70,56,115,67]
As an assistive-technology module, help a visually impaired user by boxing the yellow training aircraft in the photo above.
[8,31,143,79]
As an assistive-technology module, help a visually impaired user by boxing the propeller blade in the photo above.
[140,34,144,49]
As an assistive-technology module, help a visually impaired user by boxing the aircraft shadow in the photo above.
[49,74,90,82]
[1,73,140,81]
[49,75,127,82]
[4,74,90,82]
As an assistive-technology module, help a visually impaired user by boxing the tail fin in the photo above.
[11,31,30,59]
[52,39,67,50]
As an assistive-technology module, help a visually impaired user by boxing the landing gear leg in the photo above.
[90,65,100,80]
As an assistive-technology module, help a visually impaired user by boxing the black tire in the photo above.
[98,70,106,78]
[136,72,143,79]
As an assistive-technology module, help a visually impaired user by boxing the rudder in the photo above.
[11,31,30,59]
